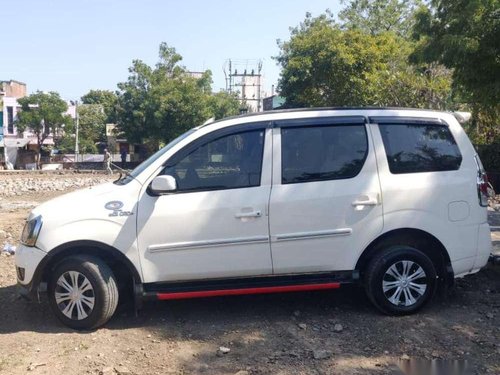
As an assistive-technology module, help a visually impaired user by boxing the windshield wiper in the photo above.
[111,163,136,184]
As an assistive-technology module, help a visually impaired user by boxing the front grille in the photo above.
[16,267,25,282]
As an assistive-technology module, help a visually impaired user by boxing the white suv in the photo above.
[15,108,492,329]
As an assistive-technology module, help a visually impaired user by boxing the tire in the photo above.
[48,255,119,330]
[365,246,437,315]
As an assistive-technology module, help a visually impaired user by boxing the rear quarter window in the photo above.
[379,123,462,174]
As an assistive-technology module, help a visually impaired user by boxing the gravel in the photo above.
[0,173,113,197]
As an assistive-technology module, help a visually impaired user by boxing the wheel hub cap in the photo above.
[54,271,95,320]
[382,260,427,307]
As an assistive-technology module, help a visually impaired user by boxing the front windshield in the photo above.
[116,128,198,185]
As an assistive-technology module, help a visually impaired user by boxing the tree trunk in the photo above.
[37,138,42,170]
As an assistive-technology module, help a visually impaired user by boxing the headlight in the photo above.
[21,215,43,247]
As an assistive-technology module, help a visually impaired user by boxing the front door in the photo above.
[269,117,383,274]
[137,125,273,283]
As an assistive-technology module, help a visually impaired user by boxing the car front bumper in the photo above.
[15,244,47,300]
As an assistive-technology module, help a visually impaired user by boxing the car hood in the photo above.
[29,180,141,224]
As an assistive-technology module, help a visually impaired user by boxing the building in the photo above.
[0,80,28,169]
[263,95,285,111]
[0,80,69,169]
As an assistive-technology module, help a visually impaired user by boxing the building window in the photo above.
[7,107,14,134]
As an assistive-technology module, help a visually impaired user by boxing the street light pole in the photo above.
[75,100,79,163]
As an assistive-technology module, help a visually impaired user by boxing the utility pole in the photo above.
[225,59,263,112]
[74,100,79,163]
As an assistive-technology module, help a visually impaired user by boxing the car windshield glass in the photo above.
[115,128,198,185]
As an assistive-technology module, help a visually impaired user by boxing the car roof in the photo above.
[200,107,457,132]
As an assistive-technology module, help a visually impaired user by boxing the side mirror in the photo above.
[150,175,177,194]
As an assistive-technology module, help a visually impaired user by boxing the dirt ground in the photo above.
[0,174,499,375]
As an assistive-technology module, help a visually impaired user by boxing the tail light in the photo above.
[474,155,489,207]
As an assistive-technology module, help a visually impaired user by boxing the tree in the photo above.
[410,1,500,143]
[57,104,107,153]
[81,89,118,123]
[339,0,422,37]
[208,91,241,120]
[275,13,452,109]
[16,91,72,168]
[116,42,240,147]
[411,0,500,107]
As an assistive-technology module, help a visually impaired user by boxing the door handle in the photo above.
[235,211,262,219]
[352,194,379,207]
[352,199,378,206]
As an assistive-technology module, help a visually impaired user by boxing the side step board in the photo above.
[142,271,359,301]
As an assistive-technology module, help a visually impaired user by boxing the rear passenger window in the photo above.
[281,125,368,184]
[379,123,462,174]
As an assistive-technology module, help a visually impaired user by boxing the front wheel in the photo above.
[48,255,119,330]
[365,246,437,315]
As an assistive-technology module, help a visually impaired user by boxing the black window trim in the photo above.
[369,116,445,126]
[278,117,370,185]
[376,119,463,175]
[274,115,366,128]
[150,121,270,195]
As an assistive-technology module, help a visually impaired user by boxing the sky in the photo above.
[1,0,341,100]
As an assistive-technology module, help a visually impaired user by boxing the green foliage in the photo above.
[208,91,241,120]
[16,91,71,166]
[81,89,118,123]
[339,0,422,37]
[116,43,240,145]
[411,0,500,107]
[275,13,453,109]
[411,0,500,148]
[57,104,107,153]
[476,142,500,172]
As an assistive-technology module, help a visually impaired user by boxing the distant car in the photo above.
[16,108,492,329]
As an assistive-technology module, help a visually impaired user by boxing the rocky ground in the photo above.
[0,171,112,198]
[0,173,499,375]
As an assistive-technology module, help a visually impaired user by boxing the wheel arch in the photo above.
[355,228,453,282]
[36,241,142,295]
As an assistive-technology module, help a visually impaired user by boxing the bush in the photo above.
[477,143,500,173]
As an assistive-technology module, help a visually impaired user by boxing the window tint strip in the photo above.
[274,116,366,128]
[369,116,444,125]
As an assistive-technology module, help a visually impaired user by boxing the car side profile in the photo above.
[15,108,492,329]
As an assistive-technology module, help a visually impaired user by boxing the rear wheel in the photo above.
[48,255,119,330]
[365,246,437,315]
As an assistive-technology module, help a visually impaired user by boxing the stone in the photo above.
[218,346,231,355]
[115,365,133,375]
[333,323,343,332]
[313,350,331,360]
[298,323,307,330]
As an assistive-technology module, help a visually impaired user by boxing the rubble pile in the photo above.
[0,174,112,197]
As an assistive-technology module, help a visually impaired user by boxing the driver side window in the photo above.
[163,129,265,192]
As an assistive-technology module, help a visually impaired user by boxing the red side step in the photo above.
[156,282,340,301]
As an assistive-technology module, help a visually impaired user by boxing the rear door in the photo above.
[269,116,383,274]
